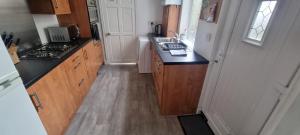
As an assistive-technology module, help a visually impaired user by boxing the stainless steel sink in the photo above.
[154,37,175,43]
[154,37,187,51]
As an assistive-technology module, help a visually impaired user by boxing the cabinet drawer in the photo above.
[66,50,82,66]
[63,49,89,103]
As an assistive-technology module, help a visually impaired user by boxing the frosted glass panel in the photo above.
[247,1,277,42]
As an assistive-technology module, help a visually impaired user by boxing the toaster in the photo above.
[47,24,80,42]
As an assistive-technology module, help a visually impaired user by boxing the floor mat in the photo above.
[178,113,214,135]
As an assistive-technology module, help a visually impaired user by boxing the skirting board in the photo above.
[204,111,231,135]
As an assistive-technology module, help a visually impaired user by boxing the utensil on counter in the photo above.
[1,31,7,40]
[6,39,13,48]
[1,32,7,47]
[14,38,20,45]
[1,31,20,64]
[8,43,20,64]
[5,33,14,45]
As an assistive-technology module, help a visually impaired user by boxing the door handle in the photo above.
[29,92,43,112]
[106,33,111,36]
[72,56,80,62]
[74,62,81,70]
[84,50,88,60]
[78,79,85,87]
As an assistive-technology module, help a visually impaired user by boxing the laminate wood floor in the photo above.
[65,65,184,135]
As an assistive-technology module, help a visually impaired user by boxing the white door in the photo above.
[207,0,300,135]
[99,0,136,63]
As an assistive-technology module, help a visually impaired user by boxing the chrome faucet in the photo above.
[168,31,180,43]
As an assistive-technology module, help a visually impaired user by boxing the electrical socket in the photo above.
[149,21,155,26]
[148,21,155,34]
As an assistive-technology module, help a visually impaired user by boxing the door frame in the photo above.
[96,0,108,64]
[98,0,137,64]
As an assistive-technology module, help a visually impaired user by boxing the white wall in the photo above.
[0,0,39,44]
[32,15,59,44]
[135,0,163,36]
[193,20,218,60]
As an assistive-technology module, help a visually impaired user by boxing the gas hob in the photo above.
[20,44,77,60]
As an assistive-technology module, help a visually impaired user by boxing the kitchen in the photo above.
[1,0,300,135]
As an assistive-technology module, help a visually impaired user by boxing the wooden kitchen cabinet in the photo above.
[162,5,181,37]
[27,0,71,15]
[27,40,104,135]
[82,42,97,84]
[162,64,208,115]
[82,40,104,85]
[151,45,164,107]
[63,49,90,105]
[95,42,104,69]
[27,64,76,135]
[151,44,208,115]
[57,0,91,38]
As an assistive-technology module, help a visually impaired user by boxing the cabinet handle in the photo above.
[78,79,85,87]
[53,0,59,8]
[74,62,81,70]
[72,56,80,62]
[84,50,88,60]
[29,92,43,112]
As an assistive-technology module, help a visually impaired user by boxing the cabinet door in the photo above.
[51,0,71,14]
[82,41,98,84]
[27,0,55,14]
[162,6,169,36]
[27,65,75,135]
[49,64,77,120]
[162,5,180,37]
[27,0,71,14]
[28,84,64,135]
[151,47,164,107]
[151,44,157,77]
[156,56,164,107]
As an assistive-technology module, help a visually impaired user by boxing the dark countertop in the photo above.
[148,34,209,65]
[15,38,91,88]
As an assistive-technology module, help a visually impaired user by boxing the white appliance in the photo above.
[0,37,47,135]
[138,36,151,73]
[161,0,182,5]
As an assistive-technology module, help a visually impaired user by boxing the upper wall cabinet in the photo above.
[162,0,182,5]
[27,0,71,15]
[162,5,181,37]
